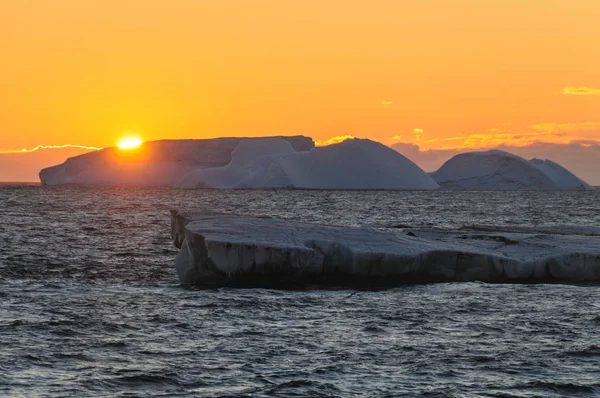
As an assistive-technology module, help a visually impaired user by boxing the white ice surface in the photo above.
[177,138,298,189]
[529,158,594,191]
[431,150,591,191]
[177,138,440,190]
[39,136,313,186]
[171,211,600,286]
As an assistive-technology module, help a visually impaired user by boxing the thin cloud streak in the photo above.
[531,122,599,133]
[0,144,102,154]
[561,86,600,96]
[429,121,599,150]
[438,132,576,149]
[315,135,355,146]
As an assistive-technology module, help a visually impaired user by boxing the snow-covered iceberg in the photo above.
[529,158,594,191]
[171,211,600,287]
[40,136,440,190]
[431,150,593,190]
[178,138,440,190]
[39,136,314,186]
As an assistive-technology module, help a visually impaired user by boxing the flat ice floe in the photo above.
[171,211,600,287]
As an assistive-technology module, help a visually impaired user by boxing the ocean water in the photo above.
[1,185,600,397]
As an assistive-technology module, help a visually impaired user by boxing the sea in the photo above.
[1,185,600,397]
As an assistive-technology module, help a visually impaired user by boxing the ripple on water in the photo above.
[1,187,600,396]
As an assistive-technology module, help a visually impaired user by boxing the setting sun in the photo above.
[117,137,143,150]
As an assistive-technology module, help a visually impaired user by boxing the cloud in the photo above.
[0,145,100,182]
[391,142,462,172]
[439,132,570,148]
[531,122,599,133]
[413,128,424,142]
[561,86,600,96]
[392,129,425,143]
[437,121,599,150]
[446,132,572,148]
[381,101,394,105]
[314,135,355,146]
[0,144,102,154]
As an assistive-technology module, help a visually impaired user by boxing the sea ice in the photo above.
[171,211,600,287]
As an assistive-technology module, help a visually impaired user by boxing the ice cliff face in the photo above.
[178,138,440,190]
[39,136,313,186]
[40,136,439,190]
[431,150,593,191]
[171,211,600,287]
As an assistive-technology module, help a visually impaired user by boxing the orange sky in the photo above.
[1,0,599,152]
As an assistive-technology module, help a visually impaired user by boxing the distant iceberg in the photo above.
[431,150,593,191]
[39,136,313,187]
[40,138,593,191]
[40,136,440,190]
[178,138,440,190]
[529,158,594,191]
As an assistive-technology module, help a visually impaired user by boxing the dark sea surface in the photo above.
[1,185,600,397]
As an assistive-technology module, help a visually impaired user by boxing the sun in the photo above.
[117,136,143,150]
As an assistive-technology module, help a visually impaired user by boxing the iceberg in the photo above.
[39,136,313,186]
[176,138,298,189]
[40,136,440,190]
[529,158,594,191]
[178,138,440,190]
[171,211,600,287]
[431,150,593,190]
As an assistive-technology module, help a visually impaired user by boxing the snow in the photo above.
[171,211,600,287]
[39,136,313,186]
[177,138,440,190]
[431,149,592,191]
[177,138,298,189]
[529,158,594,191]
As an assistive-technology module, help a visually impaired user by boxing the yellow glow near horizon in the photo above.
[117,137,143,150]
[1,0,600,156]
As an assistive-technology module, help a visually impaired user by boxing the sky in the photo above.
[1,0,599,182]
